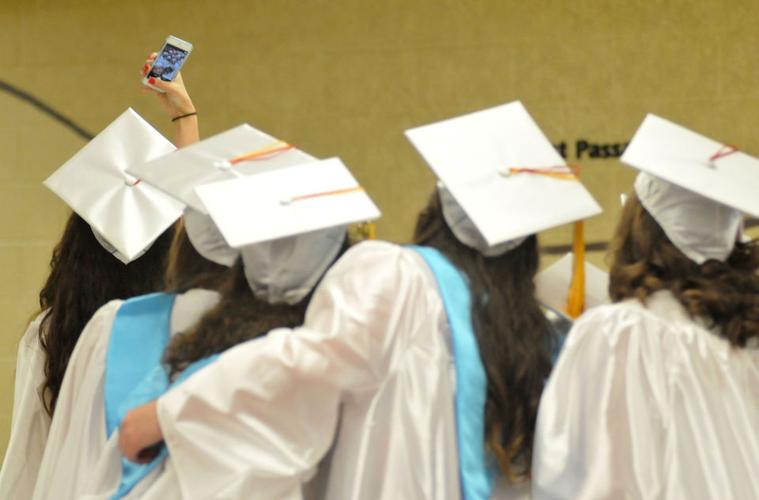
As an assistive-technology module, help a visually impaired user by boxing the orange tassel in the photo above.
[506,164,581,180]
[229,141,294,165]
[565,220,586,319]
[283,186,365,205]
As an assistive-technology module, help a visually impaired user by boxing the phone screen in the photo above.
[147,43,189,82]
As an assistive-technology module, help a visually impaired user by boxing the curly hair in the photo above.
[608,192,759,347]
[412,191,554,482]
[38,213,175,415]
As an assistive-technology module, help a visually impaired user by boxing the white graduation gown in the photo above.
[30,289,220,500]
[0,312,50,499]
[119,241,530,500]
[532,290,759,500]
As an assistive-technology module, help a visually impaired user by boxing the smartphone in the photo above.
[142,35,193,92]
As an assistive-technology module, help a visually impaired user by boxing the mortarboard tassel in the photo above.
[360,221,377,240]
[280,186,365,205]
[565,220,586,319]
[229,141,294,166]
[707,144,739,169]
[503,162,586,317]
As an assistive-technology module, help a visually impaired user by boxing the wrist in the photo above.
[171,111,198,122]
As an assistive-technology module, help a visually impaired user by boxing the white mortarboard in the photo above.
[535,253,609,320]
[127,124,316,214]
[195,157,381,247]
[621,114,758,263]
[404,101,602,255]
[194,157,381,304]
[43,108,184,263]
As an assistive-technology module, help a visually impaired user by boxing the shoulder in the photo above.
[19,310,48,351]
[119,292,176,310]
[305,241,443,332]
[320,241,434,291]
[556,294,692,383]
[91,299,127,326]
[70,299,126,356]
[568,295,682,349]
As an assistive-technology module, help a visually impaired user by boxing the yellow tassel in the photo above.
[565,220,585,319]
[351,221,377,242]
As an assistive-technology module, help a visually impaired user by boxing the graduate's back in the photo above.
[533,183,759,499]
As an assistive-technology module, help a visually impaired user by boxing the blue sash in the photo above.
[105,293,176,438]
[111,355,218,499]
[408,246,494,500]
[104,291,219,499]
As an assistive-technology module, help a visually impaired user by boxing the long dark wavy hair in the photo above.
[38,213,175,416]
[608,192,759,347]
[162,238,350,380]
[412,191,554,481]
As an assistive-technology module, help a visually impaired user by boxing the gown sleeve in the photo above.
[0,314,50,500]
[531,303,671,500]
[158,241,430,500]
[31,301,122,500]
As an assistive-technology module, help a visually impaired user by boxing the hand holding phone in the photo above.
[139,38,198,147]
[142,35,193,93]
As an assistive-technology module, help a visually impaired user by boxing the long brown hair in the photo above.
[608,192,759,347]
[163,258,308,379]
[162,238,351,380]
[38,213,174,415]
[412,191,554,481]
[163,219,229,293]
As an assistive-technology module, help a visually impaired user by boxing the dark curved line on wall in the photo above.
[0,79,94,141]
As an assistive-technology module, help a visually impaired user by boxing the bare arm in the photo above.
[140,52,198,147]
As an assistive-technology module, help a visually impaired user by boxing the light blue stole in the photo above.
[104,292,218,499]
[105,293,176,438]
[408,246,495,500]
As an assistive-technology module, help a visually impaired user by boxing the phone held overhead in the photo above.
[142,35,193,93]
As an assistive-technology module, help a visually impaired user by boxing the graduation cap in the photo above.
[405,101,602,249]
[405,100,602,317]
[194,156,381,247]
[621,114,759,263]
[127,124,317,214]
[191,157,381,304]
[43,108,183,263]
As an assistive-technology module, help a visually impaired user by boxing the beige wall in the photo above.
[2,0,758,456]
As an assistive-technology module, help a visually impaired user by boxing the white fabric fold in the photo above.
[532,290,759,499]
[634,172,742,264]
[183,209,239,268]
[0,313,50,500]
